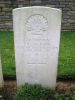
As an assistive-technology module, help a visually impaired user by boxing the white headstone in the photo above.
[0,56,3,88]
[13,6,62,89]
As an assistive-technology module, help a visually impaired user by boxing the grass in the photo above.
[0,31,75,78]
[0,31,16,78]
[58,31,75,78]
[14,83,75,100]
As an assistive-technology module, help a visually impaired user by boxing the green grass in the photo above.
[0,31,75,78]
[14,83,75,100]
[58,31,75,78]
[0,31,15,78]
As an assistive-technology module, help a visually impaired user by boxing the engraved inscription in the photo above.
[24,14,49,65]
[26,14,48,32]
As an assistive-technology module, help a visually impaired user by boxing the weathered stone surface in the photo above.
[13,6,62,89]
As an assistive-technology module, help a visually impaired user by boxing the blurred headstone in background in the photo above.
[0,56,3,88]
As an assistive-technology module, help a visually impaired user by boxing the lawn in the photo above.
[0,31,75,79]
[58,31,75,79]
[0,31,15,78]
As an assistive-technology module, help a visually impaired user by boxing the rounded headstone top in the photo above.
[13,6,61,12]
